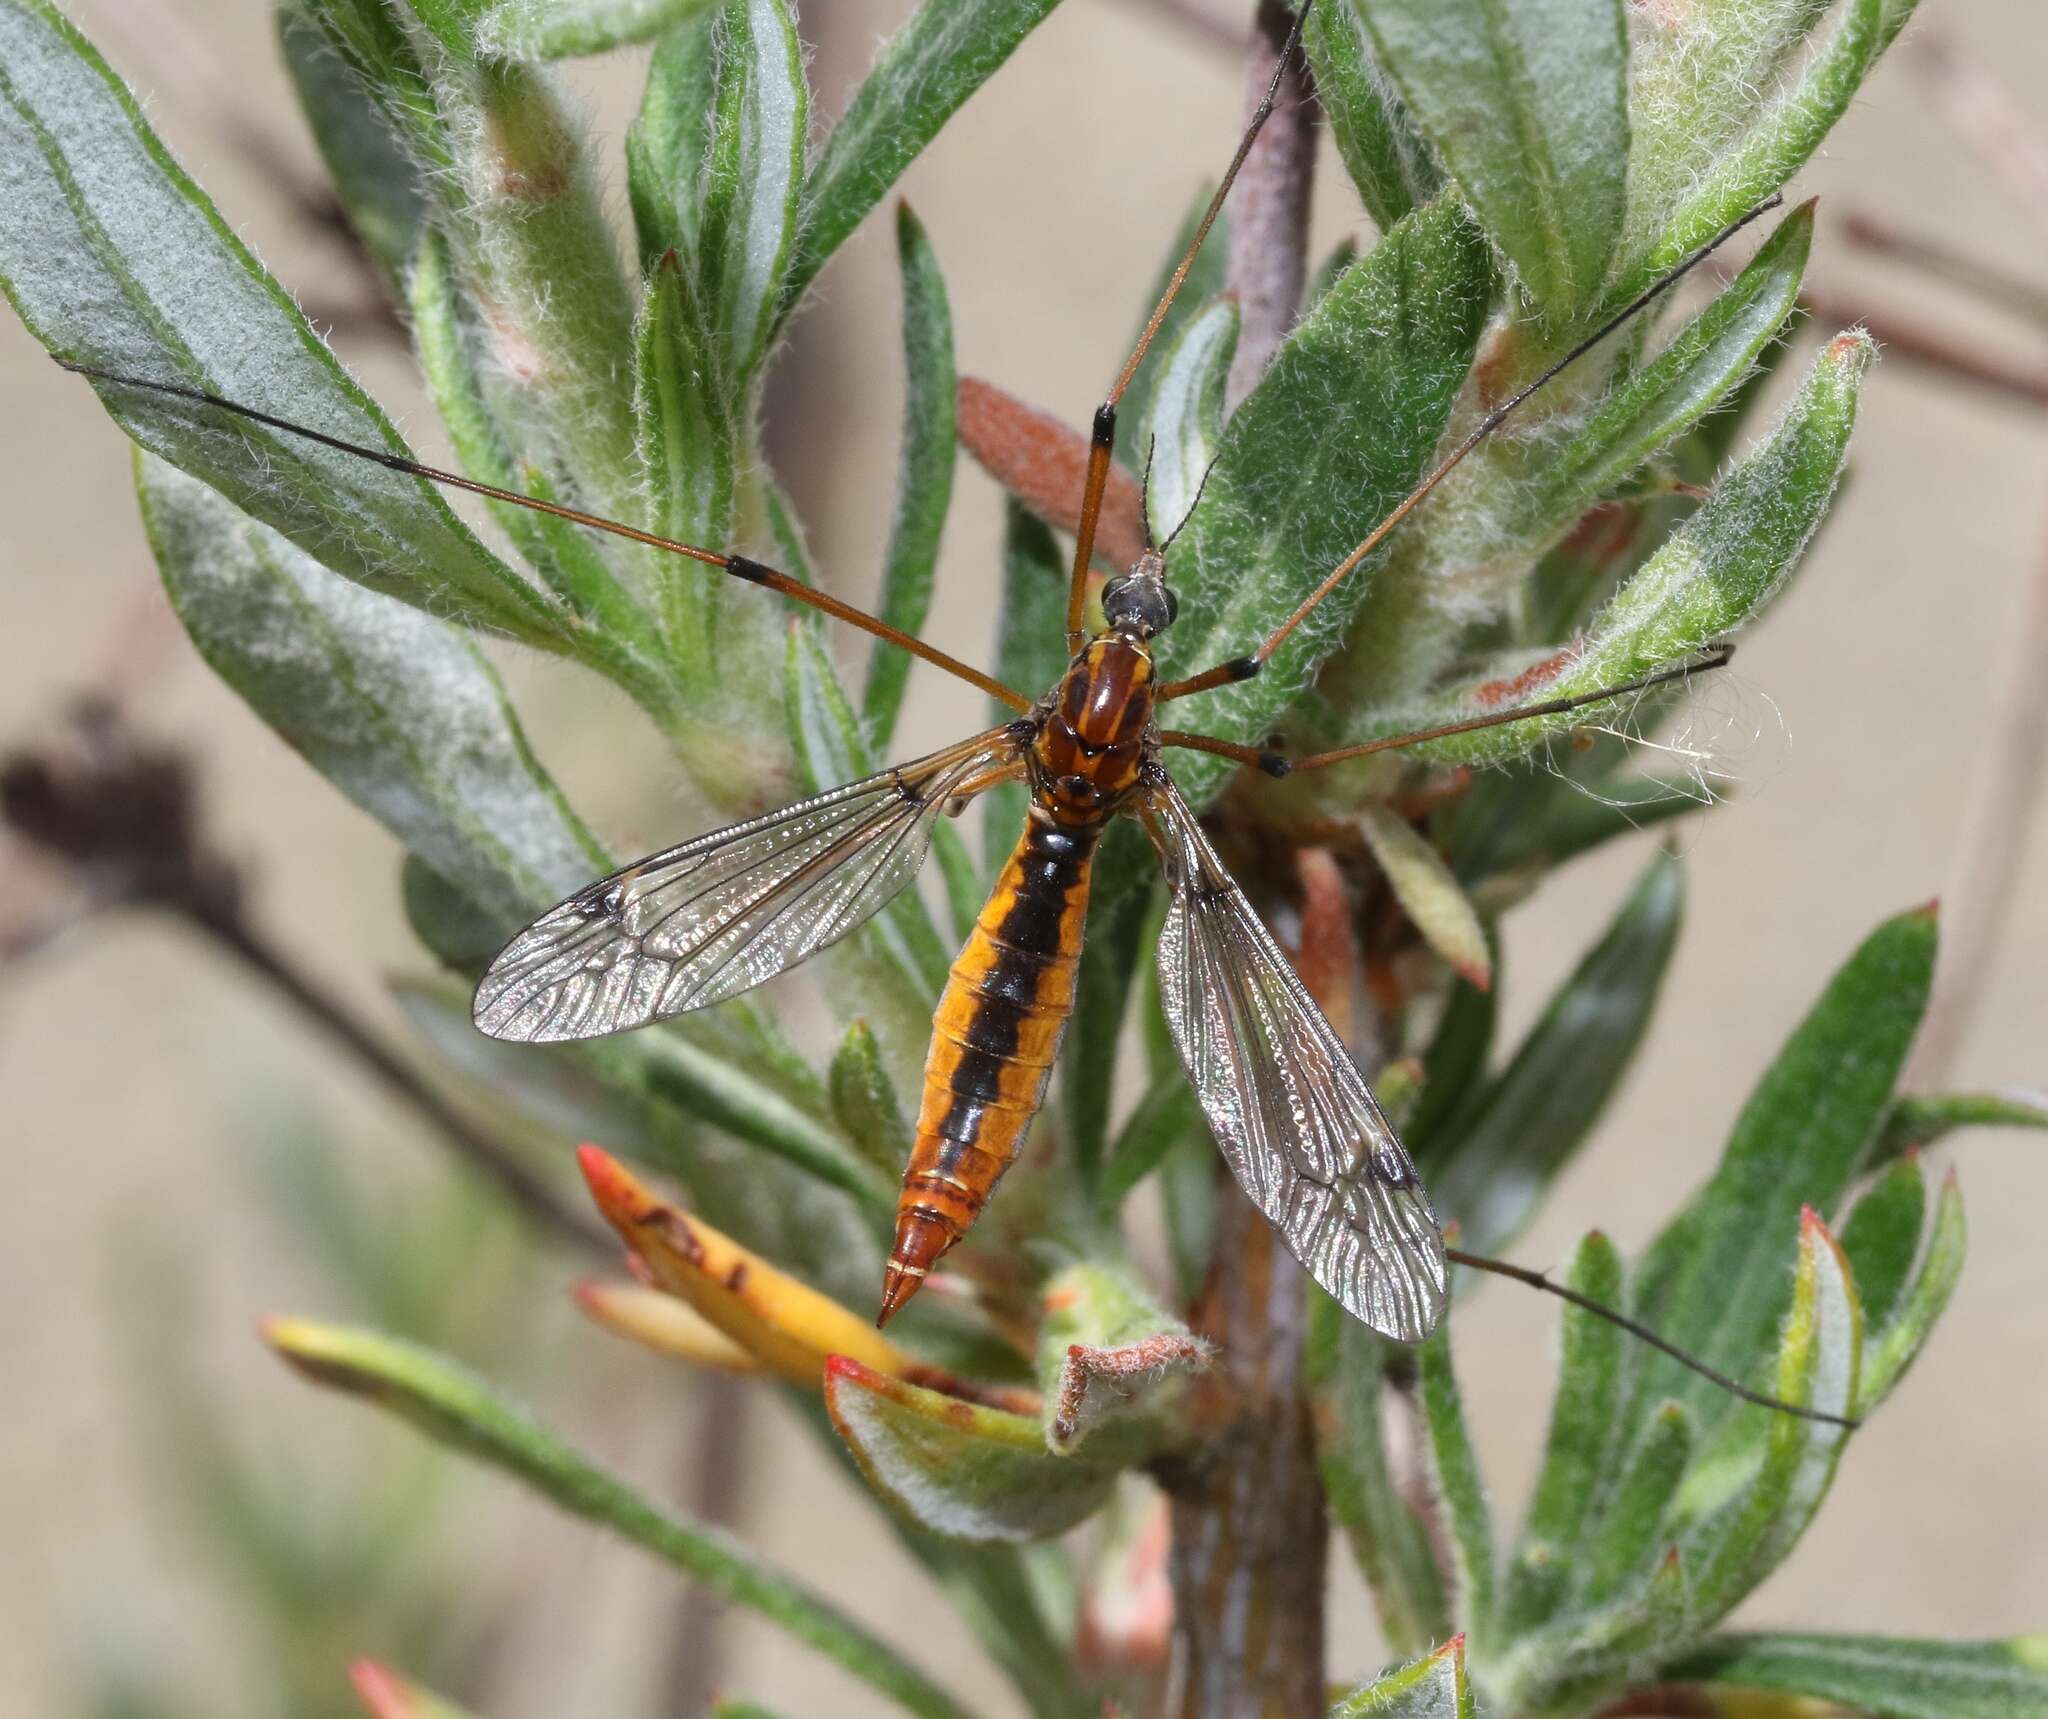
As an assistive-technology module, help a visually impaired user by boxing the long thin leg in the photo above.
[1156,648,1732,775]
[58,359,1034,714]
[1065,1,1315,650]
[1155,194,1784,701]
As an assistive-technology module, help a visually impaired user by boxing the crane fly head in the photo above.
[1101,548,1176,641]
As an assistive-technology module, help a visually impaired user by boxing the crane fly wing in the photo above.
[1144,776,1448,1342]
[474,729,1025,1044]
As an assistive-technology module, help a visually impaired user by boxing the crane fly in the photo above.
[58,3,1851,1427]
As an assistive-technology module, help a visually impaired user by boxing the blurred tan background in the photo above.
[3,0,2045,1712]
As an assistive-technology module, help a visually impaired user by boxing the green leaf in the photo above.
[627,17,716,266]
[1417,1322,1495,1634]
[1838,1155,1928,1334]
[411,228,669,698]
[786,623,954,1006]
[1035,1262,1207,1460]
[1426,851,1684,1256]
[1309,1298,1452,1657]
[984,502,1068,876]
[1580,1399,1691,1604]
[474,0,717,59]
[1157,196,1492,806]
[1874,1087,2048,1163]
[1501,203,1813,551]
[139,457,602,930]
[1500,1232,1625,1637]
[697,0,806,387]
[1358,804,1491,989]
[401,855,511,972]
[1663,1631,2048,1719]
[1096,1067,1202,1215]
[1114,189,1231,473]
[1354,0,1628,315]
[1331,1636,1475,1718]
[1859,1169,1965,1410]
[636,250,740,679]
[787,0,1064,314]
[1403,951,1496,1160]
[1407,330,1873,770]
[1620,0,1918,300]
[350,1662,481,1719]
[825,1358,1118,1542]
[278,10,425,285]
[864,204,958,750]
[828,1018,911,1179]
[1061,856,1154,1188]
[1302,0,1440,232]
[0,0,560,646]
[1138,298,1236,549]
[268,1322,974,1719]
[1629,903,1935,1433]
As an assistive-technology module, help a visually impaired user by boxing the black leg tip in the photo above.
[1224,655,1261,683]
[1258,753,1292,778]
[1092,403,1117,444]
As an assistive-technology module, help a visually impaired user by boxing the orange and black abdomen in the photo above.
[879,813,1099,1323]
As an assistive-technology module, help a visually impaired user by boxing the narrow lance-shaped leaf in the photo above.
[1859,1168,1965,1410]
[1331,1636,1475,1718]
[1426,851,1684,1256]
[984,503,1067,878]
[1354,0,1628,315]
[1302,0,1440,233]
[1661,1631,2048,1719]
[350,1661,481,1719]
[266,1321,976,1719]
[1060,843,1154,1188]
[627,17,716,266]
[474,0,718,61]
[1628,902,1934,1434]
[1139,299,1236,550]
[864,204,957,750]
[1579,1400,1692,1605]
[1837,1154,1928,1333]
[1408,332,1873,770]
[696,0,806,388]
[785,0,1065,317]
[829,1018,912,1179]
[1873,1087,2048,1165]
[1114,188,1232,474]
[139,457,602,930]
[0,0,560,646]
[1158,196,1492,807]
[1417,1322,1496,1635]
[1358,804,1490,990]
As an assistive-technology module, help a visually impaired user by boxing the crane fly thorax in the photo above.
[1032,634,1156,822]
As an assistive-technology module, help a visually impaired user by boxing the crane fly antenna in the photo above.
[1156,191,1786,701]
[1160,449,1221,555]
[1445,1247,1861,1429]
[1066,0,1314,647]
[1141,433,1160,549]
[55,357,1032,713]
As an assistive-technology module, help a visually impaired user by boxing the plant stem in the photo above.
[1165,8,1326,1716]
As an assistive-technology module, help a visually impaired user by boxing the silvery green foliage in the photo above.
[4,0,2043,1712]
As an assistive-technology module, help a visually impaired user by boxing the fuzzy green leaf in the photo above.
[1621,0,1919,299]
[1035,1262,1207,1459]
[697,0,805,387]
[1139,298,1236,549]
[1629,903,1934,1432]
[1303,0,1440,232]
[1157,196,1492,806]
[1874,1087,2048,1163]
[1358,804,1491,989]
[1500,1232,1625,1636]
[1408,330,1870,770]
[1353,0,1628,314]
[1418,1321,1496,1634]
[474,0,717,59]
[627,18,715,266]
[864,203,957,750]
[786,0,1063,315]
[1096,1068,1202,1215]
[1859,1170,1965,1411]
[1114,190,1231,473]
[1309,1299,1453,1657]
[1580,1399,1691,1604]
[825,1358,1118,1542]
[1663,1631,2048,1719]
[1331,1636,1475,1718]
[1061,858,1155,1188]
[984,503,1068,875]
[828,1018,911,1179]
[269,1322,973,1719]
[140,457,602,928]
[0,0,562,646]
[1426,851,1683,1256]
[1404,950,1496,1160]
[1837,1155,1928,1334]
[278,11,425,284]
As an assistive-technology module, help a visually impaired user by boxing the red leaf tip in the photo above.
[348,1660,410,1719]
